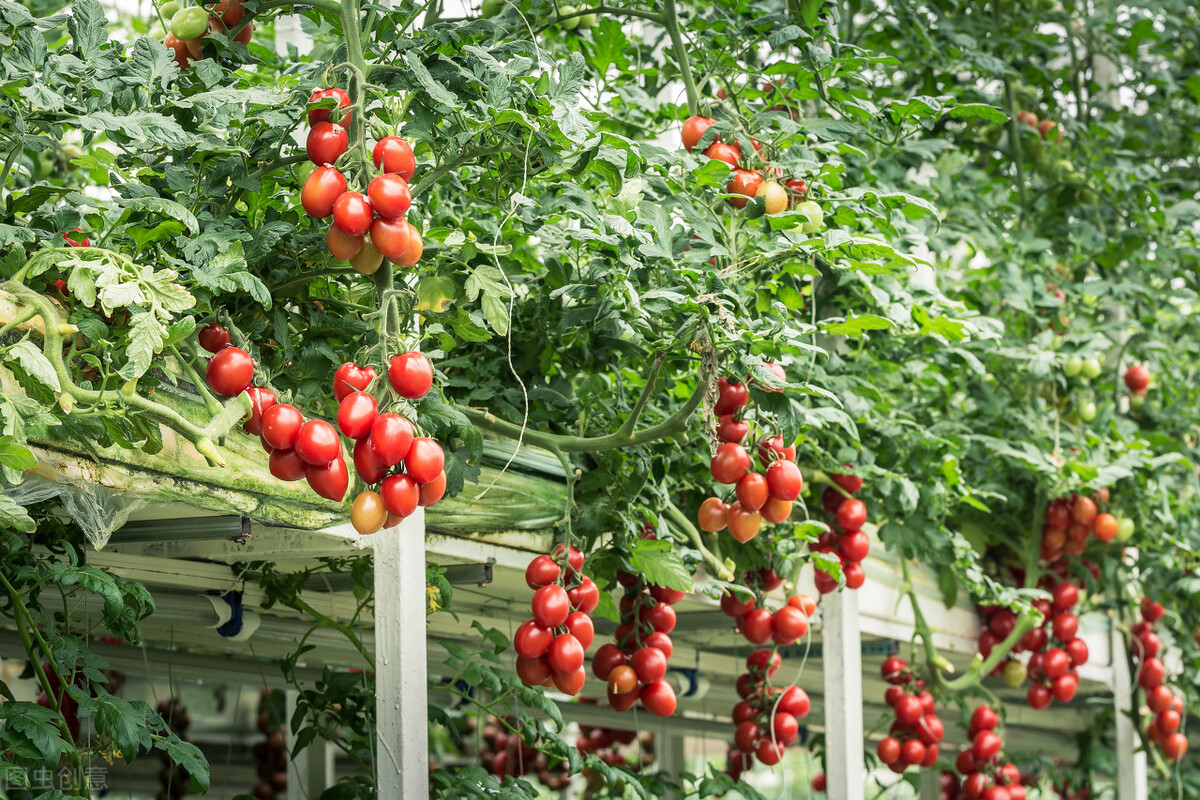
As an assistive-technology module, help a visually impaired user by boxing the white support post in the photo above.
[286,690,336,800]
[1112,628,1148,800]
[658,729,685,799]
[822,588,865,800]
[918,769,939,800]
[372,511,430,799]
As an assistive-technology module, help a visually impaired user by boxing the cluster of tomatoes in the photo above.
[1039,490,1129,562]
[162,0,252,71]
[157,698,194,800]
[679,115,823,233]
[299,89,424,275]
[590,570,681,718]
[250,690,288,800]
[697,373,802,543]
[813,472,869,592]
[719,571,811,648]
[1016,109,1062,143]
[724,645,812,775]
[476,716,566,786]
[876,657,944,774]
[576,723,641,765]
[1134,597,1188,761]
[514,546,599,697]
[945,706,1027,800]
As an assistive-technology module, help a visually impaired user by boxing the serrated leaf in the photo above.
[463,264,511,336]
[627,539,693,592]
[118,311,167,380]
[8,340,61,392]
[0,490,36,532]
[120,196,199,233]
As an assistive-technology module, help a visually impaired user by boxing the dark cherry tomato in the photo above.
[198,323,230,353]
[367,174,411,218]
[261,403,304,449]
[242,387,276,435]
[206,347,253,396]
[301,166,348,218]
[305,457,348,501]
[332,191,374,236]
[306,121,348,166]
[372,136,416,181]
[388,351,433,399]
[308,87,352,127]
[368,216,411,259]
[337,391,378,439]
[268,448,306,481]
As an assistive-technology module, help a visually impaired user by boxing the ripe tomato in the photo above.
[755,738,783,765]
[369,216,411,259]
[881,657,908,684]
[564,611,593,649]
[242,387,276,435]
[405,438,444,483]
[734,721,759,754]
[1139,630,1162,658]
[592,643,626,680]
[337,391,378,439]
[372,136,416,181]
[756,180,788,214]
[711,442,751,484]
[513,619,552,658]
[877,736,901,765]
[350,236,384,275]
[548,633,584,673]
[608,664,638,695]
[680,115,715,151]
[268,448,306,481]
[552,667,585,696]
[232,20,252,44]
[835,498,868,530]
[1163,732,1188,761]
[306,121,348,166]
[772,711,799,746]
[739,608,773,644]
[367,174,411,218]
[388,351,433,399]
[370,414,414,466]
[327,224,363,260]
[334,363,376,401]
[568,577,599,613]
[703,141,742,169]
[1071,495,1097,525]
[352,437,386,484]
[727,170,763,208]
[380,474,419,518]
[772,606,807,644]
[1091,512,1117,542]
[1124,364,1150,392]
[198,323,230,353]
[765,460,802,501]
[640,679,676,717]
[735,472,768,511]
[395,221,423,267]
[839,530,870,563]
[1052,611,1078,641]
[308,87,352,127]
[894,694,923,725]
[206,346,253,396]
[294,419,340,466]
[757,435,796,465]
[1052,582,1079,610]
[761,497,792,524]
[715,377,749,415]
[164,33,191,69]
[418,471,446,506]
[350,490,387,534]
[716,414,748,443]
[212,0,244,26]
[917,714,944,745]
[1139,657,1165,689]
[785,178,808,204]
[727,503,761,542]
[332,191,374,236]
[261,403,304,449]
[970,705,998,732]
[1141,596,1165,622]
[1045,498,1071,530]
[305,457,348,501]
[631,646,667,683]
[721,591,755,618]
[515,655,551,686]
[301,166,348,218]
[972,729,1002,762]
[532,584,570,628]
[525,554,561,588]
[1051,672,1078,702]
[1042,648,1070,679]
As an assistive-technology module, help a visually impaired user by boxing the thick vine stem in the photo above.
[407,144,516,198]
[258,0,343,14]
[5,281,228,467]
[664,501,732,581]
[662,0,699,116]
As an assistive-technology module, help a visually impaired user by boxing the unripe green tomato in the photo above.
[1079,400,1097,422]
[159,0,180,18]
[480,0,502,17]
[1116,517,1135,543]
[294,160,316,184]
[171,6,209,40]
[1002,660,1027,688]
[1129,393,1146,412]
[1063,355,1082,377]
[1080,356,1102,379]
[796,200,824,234]
[576,11,596,27]
[559,5,580,29]
[1050,334,1063,350]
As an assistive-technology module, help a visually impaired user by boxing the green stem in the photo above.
[532,4,662,33]
[290,595,375,668]
[171,346,224,418]
[0,306,36,338]
[663,0,699,116]
[258,0,343,13]
[616,353,666,438]
[664,501,732,581]
[408,144,515,198]
[251,153,311,179]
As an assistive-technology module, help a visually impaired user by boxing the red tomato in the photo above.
[395,221,423,267]
[206,347,253,396]
[308,87,352,126]
[739,608,773,644]
[772,606,808,644]
[372,136,416,181]
[779,685,809,717]
[242,387,276,435]
[564,611,593,649]
[532,584,570,628]
[835,498,868,530]
[552,667,585,696]
[261,403,303,449]
[716,414,748,442]
[1163,732,1188,761]
[388,351,433,399]
[972,729,1002,762]
[369,216,411,259]
[727,170,763,208]
[306,121,348,166]
[640,679,676,717]
[789,594,818,617]
[1092,512,1117,542]
[761,497,792,523]
[765,460,803,500]
[727,503,761,542]
[294,419,340,466]
[370,413,414,466]
[164,33,190,69]
[840,530,870,563]
[1071,495,1097,525]
[1052,582,1079,610]
[1052,611,1079,641]
[755,738,783,765]
[232,20,252,44]
[513,619,552,658]
[680,115,715,151]
[352,437,386,484]
[198,323,230,353]
[418,471,446,506]
[772,711,799,746]
[643,631,673,657]
[711,442,751,484]
[703,141,742,168]
[1051,672,1078,702]
[631,646,667,683]
[404,437,444,483]
[1124,364,1150,392]
[894,694,923,725]
[367,174,411,218]
[785,178,808,204]
[333,362,376,401]
[301,166,348,218]
[715,377,749,415]
[213,0,244,26]
[734,721,759,753]
[1141,596,1165,621]
[305,457,348,501]
[1045,498,1071,529]
[327,224,363,260]
[268,448,306,481]
[877,736,901,765]
[525,554,561,588]
[567,577,599,613]
[970,705,998,732]
[721,591,755,618]
[1139,657,1165,689]
[515,655,551,686]
[697,497,729,531]
[548,633,584,673]
[592,643,626,680]
[380,473,419,518]
[735,472,769,511]
[332,191,374,236]
[337,391,378,439]
[757,435,796,465]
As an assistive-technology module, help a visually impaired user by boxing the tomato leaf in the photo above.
[628,538,693,592]
[8,340,61,393]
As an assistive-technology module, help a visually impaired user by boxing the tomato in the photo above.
[739,608,773,644]
[734,721,759,754]
[232,20,252,45]
[293,419,340,466]
[305,457,348,501]
[761,459,801,501]
[721,591,754,618]
[350,490,387,534]
[772,711,799,746]
[404,437,444,483]
[1071,495,1097,525]
[388,351,433,399]
[164,33,191,69]
[1051,672,1078,703]
[1139,657,1165,689]
[367,174,411,218]
[552,667,585,696]
[198,323,230,353]
[567,577,599,613]
[837,530,869,564]
[206,346,253,396]
[350,236,384,275]
[308,87,352,127]
[525,554,561,589]
[715,378,749,415]
[785,178,808,204]
[211,0,243,26]
[970,705,998,733]
[547,633,584,673]
[306,121,348,166]
[1052,611,1078,641]
[757,435,796,465]
[735,472,768,511]
[777,685,809,718]
[771,606,807,644]
[170,6,208,39]
[268,448,306,481]
[727,503,761,542]
[301,166,348,218]
[877,736,901,765]
[680,116,715,151]
[715,414,748,443]
[418,471,446,506]
[893,694,922,726]
[332,192,374,236]
[756,180,788,214]
[372,136,416,181]
[513,619,552,658]
[760,497,792,524]
[395,221,424,267]
[242,387,276,435]
[564,611,593,649]
[1141,596,1165,621]
[727,170,763,209]
[640,679,676,717]
[972,729,1002,762]
[362,216,410,260]
[1052,581,1079,610]
[531,584,570,628]
[1139,630,1161,658]
[711,442,750,484]
[337,391,378,439]
[516,655,551,686]
[327,223,363,260]
[352,437,386,484]
[1163,732,1188,761]
[755,738,783,765]
[630,646,667,683]
[369,413,414,466]
[608,664,638,695]
[643,631,673,658]
[261,403,304,449]
[384,474,422,520]
[693,498,729,535]
[592,643,626,680]
[703,141,742,168]
[334,363,376,401]
[1124,364,1150,392]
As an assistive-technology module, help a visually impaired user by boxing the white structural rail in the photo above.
[822,588,865,800]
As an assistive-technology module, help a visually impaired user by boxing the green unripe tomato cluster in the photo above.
[170,6,208,39]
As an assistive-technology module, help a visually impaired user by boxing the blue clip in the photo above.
[669,667,700,697]
[214,591,244,637]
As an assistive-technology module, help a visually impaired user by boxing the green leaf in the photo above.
[949,103,1006,122]
[0,491,36,532]
[119,196,199,233]
[628,539,693,592]
[821,314,893,337]
[8,340,61,393]
[118,311,167,380]
[463,264,511,336]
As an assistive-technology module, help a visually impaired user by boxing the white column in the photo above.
[822,588,864,800]
[372,511,430,799]
[286,689,336,800]
[658,730,685,798]
[1112,628,1147,800]
[918,769,939,800]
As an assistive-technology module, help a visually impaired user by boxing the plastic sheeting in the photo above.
[6,474,148,550]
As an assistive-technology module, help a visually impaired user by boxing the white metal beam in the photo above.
[1112,628,1147,800]
[822,588,864,800]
